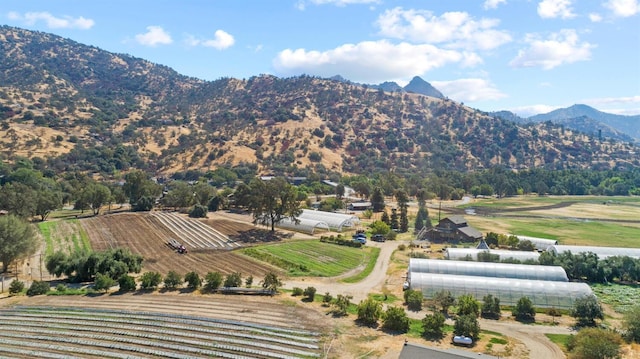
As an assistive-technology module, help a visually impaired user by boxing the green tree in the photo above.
[189,204,208,218]
[481,294,501,319]
[193,181,215,206]
[395,190,409,233]
[390,208,399,230]
[163,270,183,290]
[204,271,224,292]
[26,280,50,296]
[80,183,112,215]
[123,170,161,211]
[248,177,302,231]
[357,298,382,326]
[335,183,345,200]
[422,312,446,339]
[454,314,480,340]
[370,187,385,212]
[369,220,390,235]
[571,295,604,327]
[381,210,390,225]
[457,294,480,317]
[94,273,116,292]
[245,275,253,288]
[118,275,137,291]
[0,182,36,218]
[332,294,352,316]
[223,272,242,287]
[184,271,202,289]
[513,296,536,322]
[322,292,333,306]
[9,280,25,294]
[404,289,423,311]
[622,304,640,343]
[161,181,194,210]
[433,290,455,315]
[260,271,282,292]
[0,215,37,272]
[567,327,622,359]
[139,271,162,290]
[303,286,316,301]
[35,188,63,221]
[382,306,410,333]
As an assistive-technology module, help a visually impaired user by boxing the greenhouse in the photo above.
[547,245,640,259]
[445,248,541,262]
[298,209,360,232]
[407,272,593,308]
[275,217,330,235]
[514,235,558,251]
[408,258,568,281]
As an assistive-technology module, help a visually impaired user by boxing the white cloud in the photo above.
[604,0,640,17]
[8,11,94,29]
[484,0,507,10]
[510,104,561,117]
[509,29,594,69]
[273,40,465,83]
[432,78,507,102]
[589,13,603,22]
[376,8,511,51]
[537,0,576,19]
[583,95,640,115]
[135,26,172,47]
[186,30,235,50]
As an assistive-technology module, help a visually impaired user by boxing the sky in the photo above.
[2,0,639,117]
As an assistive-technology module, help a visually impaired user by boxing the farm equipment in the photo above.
[167,238,187,254]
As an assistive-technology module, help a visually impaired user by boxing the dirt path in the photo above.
[479,319,572,359]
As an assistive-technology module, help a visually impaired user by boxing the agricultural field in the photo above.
[0,293,327,359]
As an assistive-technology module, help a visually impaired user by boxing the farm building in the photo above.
[408,258,568,282]
[547,245,640,259]
[514,235,558,251]
[407,272,594,308]
[347,201,372,211]
[445,248,541,262]
[275,217,330,234]
[424,216,483,243]
[297,209,360,232]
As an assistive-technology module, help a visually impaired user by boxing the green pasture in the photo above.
[462,195,640,209]
[242,240,375,277]
[37,219,91,257]
[467,216,640,247]
[591,283,640,313]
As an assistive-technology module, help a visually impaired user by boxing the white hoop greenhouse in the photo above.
[408,258,568,281]
[275,217,330,235]
[407,272,593,308]
[514,235,558,251]
[547,245,640,259]
[445,248,541,262]
[298,209,360,232]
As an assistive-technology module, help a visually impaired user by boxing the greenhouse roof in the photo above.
[445,248,541,262]
[547,245,640,259]
[275,217,329,235]
[514,235,558,251]
[407,272,593,308]
[408,258,568,281]
[298,209,360,232]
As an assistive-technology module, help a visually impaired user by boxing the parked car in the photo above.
[372,234,386,242]
[353,236,367,244]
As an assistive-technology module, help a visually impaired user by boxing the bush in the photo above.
[357,298,382,326]
[189,204,208,218]
[245,275,253,288]
[139,271,162,290]
[55,284,68,293]
[404,289,423,311]
[26,280,50,296]
[422,312,446,339]
[292,287,304,296]
[94,273,116,292]
[454,314,480,340]
[332,294,352,316]
[513,296,535,322]
[223,272,242,288]
[481,294,501,319]
[118,275,137,292]
[163,271,183,290]
[9,280,25,294]
[397,244,406,251]
[322,292,333,306]
[303,286,316,301]
[184,271,202,290]
[571,295,603,327]
[204,271,223,292]
[567,327,622,359]
[623,304,640,343]
[382,306,410,333]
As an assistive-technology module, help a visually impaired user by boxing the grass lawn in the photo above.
[545,333,570,353]
[242,240,376,277]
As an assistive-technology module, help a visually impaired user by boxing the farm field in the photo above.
[0,293,327,359]
[80,212,280,277]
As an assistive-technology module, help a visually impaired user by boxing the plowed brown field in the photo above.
[81,212,280,277]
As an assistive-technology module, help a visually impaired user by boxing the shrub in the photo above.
[189,204,208,218]
[567,327,622,359]
[481,294,501,319]
[94,273,116,292]
[26,280,50,296]
[422,312,446,339]
[623,304,640,343]
[163,271,183,290]
[55,284,68,293]
[454,314,480,340]
[245,275,253,288]
[139,271,162,290]
[118,275,137,292]
[322,292,333,306]
[260,272,282,292]
[397,244,406,251]
[404,289,423,311]
[382,306,410,333]
[332,294,352,316]
[513,296,536,322]
[223,272,242,288]
[184,271,202,290]
[303,286,316,301]
[9,280,25,294]
[571,295,604,327]
[357,298,382,326]
[204,271,223,292]
[292,287,304,296]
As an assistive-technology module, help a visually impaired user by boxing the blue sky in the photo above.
[2,0,639,117]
